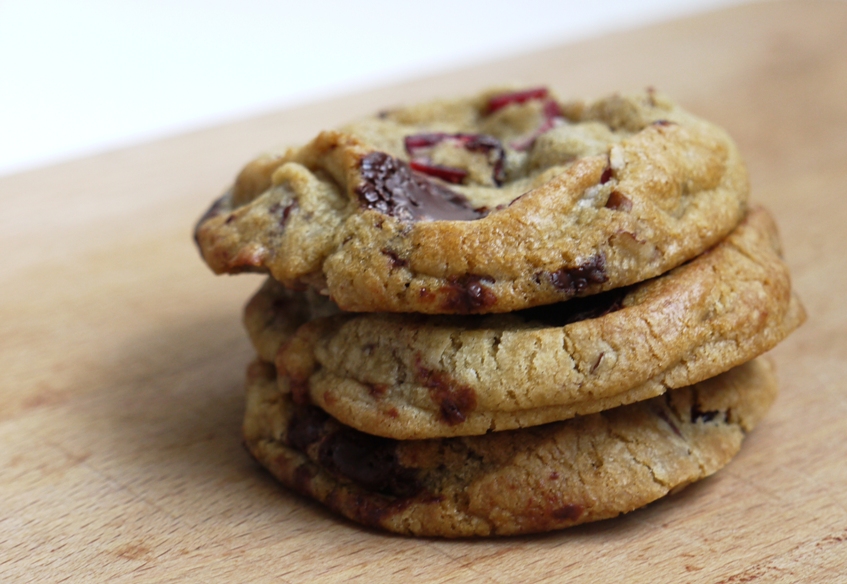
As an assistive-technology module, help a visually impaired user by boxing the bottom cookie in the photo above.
[244,358,777,537]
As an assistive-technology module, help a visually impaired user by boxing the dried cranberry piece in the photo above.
[510,98,564,152]
[404,132,506,185]
[409,160,468,184]
[486,87,549,114]
[404,133,449,151]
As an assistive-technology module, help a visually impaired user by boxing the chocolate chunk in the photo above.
[381,249,408,269]
[440,274,497,313]
[600,166,614,184]
[367,383,389,398]
[356,152,484,221]
[292,463,318,496]
[691,405,721,423]
[327,490,415,529]
[290,380,311,405]
[549,254,608,296]
[415,360,477,425]
[193,193,230,246]
[551,504,584,522]
[605,190,633,212]
[318,429,420,497]
[287,406,330,452]
[268,200,298,228]
[517,285,628,327]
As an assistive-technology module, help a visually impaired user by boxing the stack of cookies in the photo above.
[195,87,805,537]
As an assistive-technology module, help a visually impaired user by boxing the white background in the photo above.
[0,0,747,177]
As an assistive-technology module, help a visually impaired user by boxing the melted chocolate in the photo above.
[551,504,584,521]
[356,152,483,222]
[517,285,628,327]
[287,406,329,452]
[415,361,478,425]
[318,428,420,497]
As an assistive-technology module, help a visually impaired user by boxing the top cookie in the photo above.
[196,87,749,314]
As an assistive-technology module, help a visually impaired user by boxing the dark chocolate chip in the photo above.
[600,166,614,184]
[193,193,230,246]
[268,200,298,228]
[380,249,408,269]
[549,254,609,296]
[356,152,484,222]
[691,405,721,423]
[440,274,497,313]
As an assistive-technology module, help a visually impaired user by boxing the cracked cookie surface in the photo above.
[244,207,805,438]
[243,357,777,537]
[197,88,749,314]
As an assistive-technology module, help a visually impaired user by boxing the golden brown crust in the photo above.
[197,89,749,314]
[245,207,805,438]
[243,358,778,537]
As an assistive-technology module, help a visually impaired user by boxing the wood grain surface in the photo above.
[2,1,846,581]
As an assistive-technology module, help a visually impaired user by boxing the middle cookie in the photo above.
[246,207,804,439]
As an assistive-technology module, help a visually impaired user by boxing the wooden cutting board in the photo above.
[2,1,845,581]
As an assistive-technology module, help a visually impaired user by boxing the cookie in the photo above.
[245,207,805,438]
[197,88,749,314]
[243,357,778,537]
